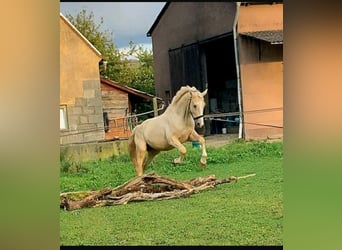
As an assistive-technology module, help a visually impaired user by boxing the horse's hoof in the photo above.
[200,158,206,168]
[172,160,179,166]
[173,158,182,165]
[200,162,206,168]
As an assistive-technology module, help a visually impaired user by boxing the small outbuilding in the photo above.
[100,77,162,140]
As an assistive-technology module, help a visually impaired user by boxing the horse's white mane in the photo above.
[171,85,198,105]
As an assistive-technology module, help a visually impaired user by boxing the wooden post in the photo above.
[153,97,158,117]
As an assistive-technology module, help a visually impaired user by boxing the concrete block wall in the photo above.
[60,139,129,163]
[60,80,105,145]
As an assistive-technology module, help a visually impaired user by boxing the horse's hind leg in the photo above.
[128,137,138,172]
[135,145,147,176]
[143,149,159,170]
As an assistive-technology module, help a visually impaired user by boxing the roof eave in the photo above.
[146,2,170,37]
[100,77,161,101]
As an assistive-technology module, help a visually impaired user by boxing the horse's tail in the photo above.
[128,127,137,166]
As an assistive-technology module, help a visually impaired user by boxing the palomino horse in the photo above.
[128,85,208,176]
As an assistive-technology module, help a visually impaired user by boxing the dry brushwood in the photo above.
[60,172,256,211]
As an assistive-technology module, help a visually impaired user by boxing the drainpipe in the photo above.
[233,2,243,139]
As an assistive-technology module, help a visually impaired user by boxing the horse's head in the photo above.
[189,89,208,128]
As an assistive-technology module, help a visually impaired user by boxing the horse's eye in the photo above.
[193,105,197,109]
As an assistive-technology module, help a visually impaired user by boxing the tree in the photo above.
[65,10,123,82]
[121,41,155,95]
[64,9,155,96]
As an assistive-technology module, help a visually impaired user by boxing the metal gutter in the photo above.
[232,2,243,139]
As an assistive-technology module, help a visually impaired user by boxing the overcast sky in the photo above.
[60,2,166,50]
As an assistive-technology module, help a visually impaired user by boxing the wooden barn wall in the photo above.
[101,84,131,139]
[168,43,203,96]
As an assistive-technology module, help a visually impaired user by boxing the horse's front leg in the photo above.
[168,136,187,164]
[189,130,207,168]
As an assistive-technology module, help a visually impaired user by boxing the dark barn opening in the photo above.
[168,33,239,136]
[201,34,239,135]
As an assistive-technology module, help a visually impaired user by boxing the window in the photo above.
[103,112,109,132]
[60,105,68,130]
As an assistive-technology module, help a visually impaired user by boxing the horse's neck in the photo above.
[165,92,192,123]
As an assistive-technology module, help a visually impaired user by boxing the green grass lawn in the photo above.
[60,139,283,246]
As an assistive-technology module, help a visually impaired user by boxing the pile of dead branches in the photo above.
[60,172,256,211]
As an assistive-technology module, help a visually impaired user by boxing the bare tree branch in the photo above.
[60,172,256,211]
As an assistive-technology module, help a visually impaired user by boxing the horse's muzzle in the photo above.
[196,122,204,128]
[193,114,204,128]
[195,119,205,128]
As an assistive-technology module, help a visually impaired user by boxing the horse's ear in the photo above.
[201,89,208,97]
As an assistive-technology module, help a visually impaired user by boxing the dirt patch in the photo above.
[190,133,283,148]
[204,134,239,148]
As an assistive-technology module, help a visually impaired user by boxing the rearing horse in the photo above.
[128,85,208,176]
